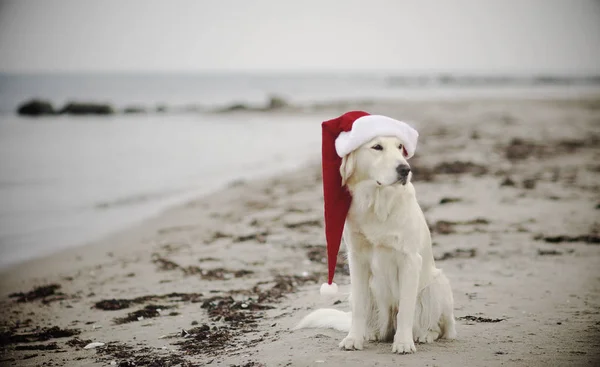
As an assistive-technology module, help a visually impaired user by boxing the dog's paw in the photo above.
[443,324,457,340]
[444,328,456,339]
[392,339,416,354]
[339,334,364,350]
[415,330,440,344]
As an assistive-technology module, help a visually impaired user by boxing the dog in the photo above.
[295,135,456,354]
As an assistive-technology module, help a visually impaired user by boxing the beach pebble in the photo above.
[110,361,117,366]
[83,342,105,349]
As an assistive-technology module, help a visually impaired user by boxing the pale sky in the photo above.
[0,0,599,73]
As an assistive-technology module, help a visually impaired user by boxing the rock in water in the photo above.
[122,106,146,114]
[265,95,288,110]
[59,102,115,115]
[17,99,55,116]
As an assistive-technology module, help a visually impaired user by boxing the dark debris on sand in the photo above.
[208,230,269,243]
[285,219,321,229]
[458,315,505,323]
[411,160,488,182]
[95,342,194,367]
[439,197,462,205]
[95,299,133,311]
[431,221,456,234]
[535,234,600,245]
[252,274,320,304]
[14,342,59,351]
[151,254,181,271]
[410,164,436,182]
[430,218,489,235]
[230,362,266,367]
[95,292,204,311]
[174,304,260,356]
[92,265,319,359]
[151,253,255,280]
[174,324,236,357]
[500,176,517,187]
[172,273,320,357]
[182,266,254,280]
[202,296,272,326]
[537,249,564,256]
[505,138,545,161]
[8,284,66,303]
[434,161,488,176]
[0,326,80,346]
[522,178,537,190]
[504,137,598,161]
[66,337,93,349]
[435,248,477,261]
[2,271,319,362]
[114,304,175,325]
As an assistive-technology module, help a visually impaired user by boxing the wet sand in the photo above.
[1,98,599,367]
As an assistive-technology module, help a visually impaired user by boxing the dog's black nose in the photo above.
[396,164,411,178]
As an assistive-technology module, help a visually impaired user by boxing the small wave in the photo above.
[94,189,184,210]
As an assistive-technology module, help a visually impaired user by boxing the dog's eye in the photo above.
[371,144,383,151]
[398,144,404,150]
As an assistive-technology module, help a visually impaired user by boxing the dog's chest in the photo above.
[347,210,421,253]
[347,184,424,253]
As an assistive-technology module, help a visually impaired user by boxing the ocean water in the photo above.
[0,112,325,268]
[0,73,599,268]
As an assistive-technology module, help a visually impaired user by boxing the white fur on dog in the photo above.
[295,136,456,354]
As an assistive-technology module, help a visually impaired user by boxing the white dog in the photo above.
[296,135,456,354]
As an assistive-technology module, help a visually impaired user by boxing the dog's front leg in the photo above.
[392,252,422,354]
[339,246,370,350]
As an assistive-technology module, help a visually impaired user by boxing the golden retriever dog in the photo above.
[296,135,456,354]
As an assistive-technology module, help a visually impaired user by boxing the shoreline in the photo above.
[0,158,321,272]
[1,98,599,366]
[0,158,321,280]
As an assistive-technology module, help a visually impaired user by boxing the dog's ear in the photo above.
[340,153,356,186]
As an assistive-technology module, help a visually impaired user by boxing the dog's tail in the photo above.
[293,309,351,332]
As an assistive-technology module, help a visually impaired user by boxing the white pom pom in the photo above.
[320,282,338,296]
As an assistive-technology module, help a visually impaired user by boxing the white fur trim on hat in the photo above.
[320,282,338,296]
[334,115,419,158]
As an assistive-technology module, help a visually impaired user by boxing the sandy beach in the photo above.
[1,98,599,367]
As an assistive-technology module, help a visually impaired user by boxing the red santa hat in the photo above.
[320,111,419,296]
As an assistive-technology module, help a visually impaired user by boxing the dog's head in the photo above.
[340,136,412,188]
